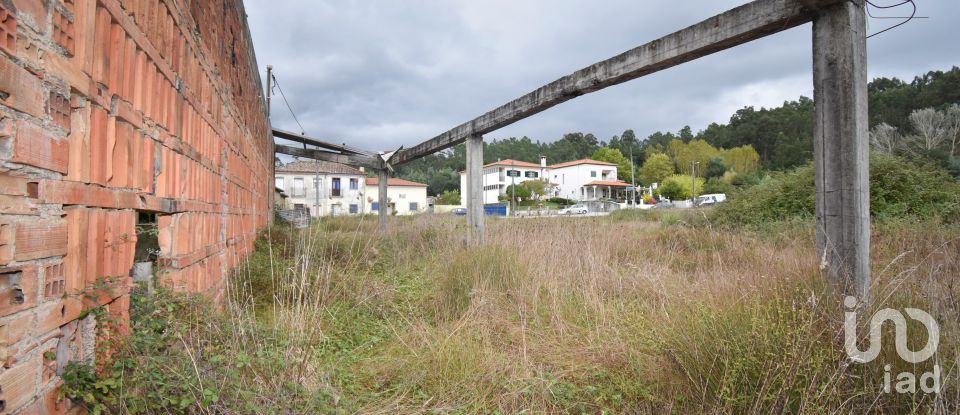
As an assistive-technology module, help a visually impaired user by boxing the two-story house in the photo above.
[365,177,429,215]
[275,160,367,217]
[459,157,628,203]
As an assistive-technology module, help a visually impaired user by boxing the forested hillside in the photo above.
[395,66,960,195]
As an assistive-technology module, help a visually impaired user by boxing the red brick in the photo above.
[66,103,91,182]
[0,352,40,412]
[0,194,38,215]
[0,221,11,264]
[1,263,38,319]
[10,120,69,173]
[11,0,46,31]
[53,7,76,56]
[0,174,36,196]
[47,91,71,130]
[0,58,46,117]
[14,220,68,261]
[44,262,65,300]
[0,4,15,56]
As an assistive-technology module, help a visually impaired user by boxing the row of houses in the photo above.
[274,160,428,217]
[275,156,632,218]
[460,157,632,204]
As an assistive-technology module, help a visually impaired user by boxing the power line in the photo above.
[865,0,919,39]
[271,72,307,135]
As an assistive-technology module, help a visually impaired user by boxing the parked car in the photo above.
[559,204,589,215]
[695,193,727,206]
[652,200,674,209]
[451,207,467,216]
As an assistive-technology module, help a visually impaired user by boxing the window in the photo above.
[371,202,379,211]
[398,193,406,199]
[294,203,304,210]
[331,178,341,197]
[349,204,358,214]
[275,177,283,189]
[409,202,418,211]
[349,178,358,190]
[591,171,597,178]
[292,178,305,196]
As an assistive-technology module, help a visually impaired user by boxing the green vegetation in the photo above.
[714,153,960,226]
[64,212,959,413]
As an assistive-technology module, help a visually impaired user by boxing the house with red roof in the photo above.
[365,177,429,215]
[458,156,628,204]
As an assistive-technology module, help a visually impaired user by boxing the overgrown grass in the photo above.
[65,213,960,413]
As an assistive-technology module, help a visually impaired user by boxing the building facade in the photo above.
[459,157,627,204]
[366,177,429,215]
[275,160,367,217]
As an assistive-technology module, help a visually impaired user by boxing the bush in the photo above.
[661,174,706,200]
[702,177,735,195]
[713,153,960,226]
[546,197,576,206]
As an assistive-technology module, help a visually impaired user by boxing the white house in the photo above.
[365,177,429,215]
[548,158,628,201]
[275,160,367,217]
[459,157,629,203]
[459,158,550,204]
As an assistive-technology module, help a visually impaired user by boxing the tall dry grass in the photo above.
[133,213,959,413]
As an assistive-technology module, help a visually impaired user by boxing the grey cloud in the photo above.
[246,0,958,152]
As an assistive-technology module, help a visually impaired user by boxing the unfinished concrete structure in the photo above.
[0,0,273,412]
[278,0,871,301]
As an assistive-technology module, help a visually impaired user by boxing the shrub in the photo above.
[546,197,576,206]
[661,174,706,200]
[713,152,960,226]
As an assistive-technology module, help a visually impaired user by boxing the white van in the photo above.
[696,193,727,206]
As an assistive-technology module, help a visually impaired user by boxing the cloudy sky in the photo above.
[245,0,956,152]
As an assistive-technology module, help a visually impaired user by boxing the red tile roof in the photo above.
[548,158,617,169]
[365,177,429,187]
[585,180,630,187]
[276,160,363,175]
[484,159,542,168]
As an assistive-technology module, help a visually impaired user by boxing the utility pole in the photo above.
[630,146,636,206]
[265,65,272,117]
[691,161,699,206]
[511,165,516,216]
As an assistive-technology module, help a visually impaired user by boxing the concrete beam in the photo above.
[378,169,389,232]
[392,0,844,165]
[273,128,375,156]
[812,1,870,301]
[275,144,384,170]
[465,134,484,243]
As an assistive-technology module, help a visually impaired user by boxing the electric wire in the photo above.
[271,72,307,135]
[865,0,918,39]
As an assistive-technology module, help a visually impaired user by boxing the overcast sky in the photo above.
[245,0,957,153]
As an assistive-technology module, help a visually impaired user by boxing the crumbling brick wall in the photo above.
[0,0,273,412]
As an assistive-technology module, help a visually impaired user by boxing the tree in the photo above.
[719,145,761,174]
[504,183,532,202]
[590,147,633,181]
[436,190,460,205]
[662,174,705,200]
[675,139,719,176]
[520,179,552,199]
[639,153,675,185]
[869,123,902,154]
[909,108,950,152]
[657,180,685,201]
[705,156,728,178]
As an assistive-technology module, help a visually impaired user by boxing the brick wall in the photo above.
[0,0,273,412]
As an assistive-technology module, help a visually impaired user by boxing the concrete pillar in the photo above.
[465,134,484,242]
[812,1,870,302]
[378,169,388,232]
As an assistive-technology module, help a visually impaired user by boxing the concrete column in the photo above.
[465,134,484,243]
[378,169,388,232]
[812,1,870,302]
